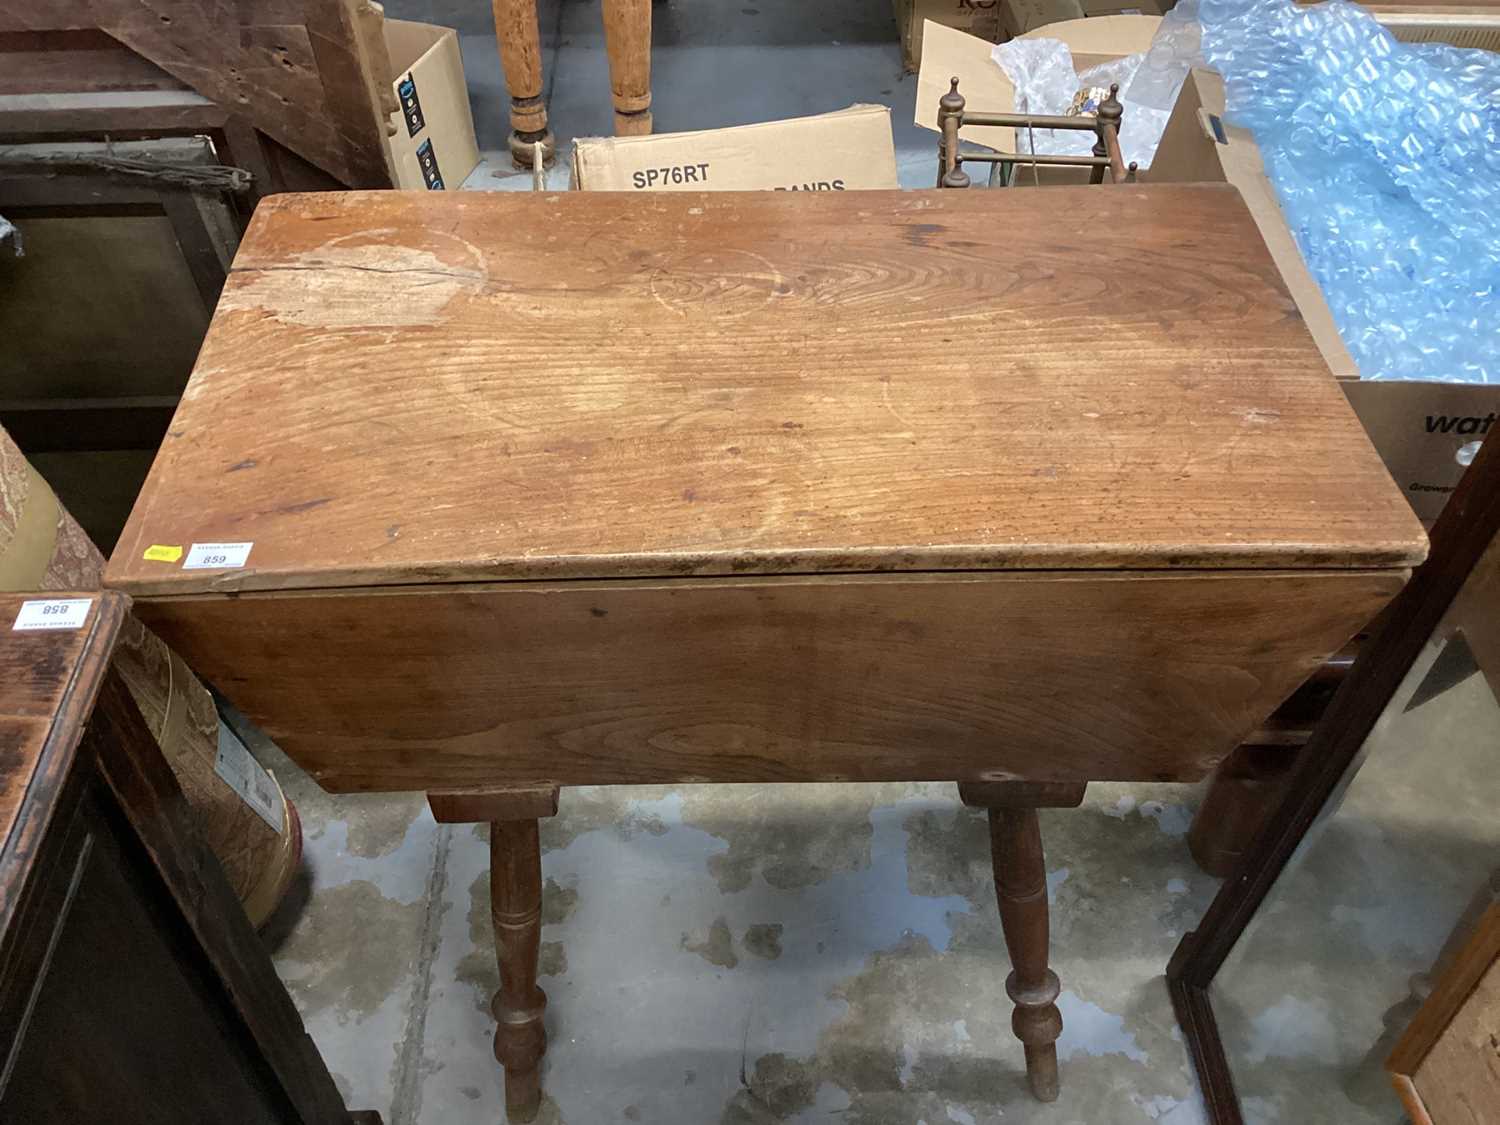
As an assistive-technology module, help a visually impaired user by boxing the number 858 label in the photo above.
[13,598,93,631]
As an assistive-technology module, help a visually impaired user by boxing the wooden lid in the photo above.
[0,592,123,897]
[107,188,1425,596]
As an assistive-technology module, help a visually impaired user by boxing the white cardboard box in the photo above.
[383,19,480,191]
[571,106,899,192]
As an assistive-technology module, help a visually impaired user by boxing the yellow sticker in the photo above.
[143,544,183,563]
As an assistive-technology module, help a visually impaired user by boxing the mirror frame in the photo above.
[1167,432,1500,1124]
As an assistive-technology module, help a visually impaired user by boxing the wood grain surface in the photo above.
[106,187,1425,597]
[132,569,1402,792]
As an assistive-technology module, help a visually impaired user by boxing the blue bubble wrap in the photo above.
[1197,0,1500,382]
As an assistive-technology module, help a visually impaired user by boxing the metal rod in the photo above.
[961,111,1100,131]
[1102,126,1129,184]
[956,151,1112,167]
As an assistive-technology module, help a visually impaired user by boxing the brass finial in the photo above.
[1097,83,1124,131]
[940,77,966,116]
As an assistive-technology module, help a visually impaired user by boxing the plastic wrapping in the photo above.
[1188,0,1500,382]
[1124,0,1203,111]
[0,215,20,258]
[989,40,1173,170]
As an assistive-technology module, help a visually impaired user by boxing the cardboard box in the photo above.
[570,105,899,192]
[1079,0,1174,16]
[914,15,1162,182]
[1330,2,1500,51]
[383,20,480,191]
[1150,68,1500,521]
[895,0,1006,72]
[1000,0,1088,37]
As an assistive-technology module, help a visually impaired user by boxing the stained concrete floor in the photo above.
[235,4,1499,1121]
[250,722,1219,1125]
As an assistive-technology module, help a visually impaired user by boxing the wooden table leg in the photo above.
[601,0,652,136]
[491,818,546,1119]
[492,0,556,167]
[1187,744,1300,878]
[959,780,1087,1102]
[429,786,560,1121]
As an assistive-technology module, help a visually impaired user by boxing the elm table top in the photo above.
[106,186,1424,597]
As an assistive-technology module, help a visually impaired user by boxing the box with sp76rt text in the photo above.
[570,105,899,192]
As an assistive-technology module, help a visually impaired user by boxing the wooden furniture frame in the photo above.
[0,144,241,456]
[106,186,1424,1118]
[492,0,652,166]
[1167,430,1500,1124]
[1387,896,1500,1121]
[0,591,376,1123]
[0,1,399,201]
[1186,639,1359,876]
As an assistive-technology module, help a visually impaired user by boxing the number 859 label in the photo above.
[183,542,253,570]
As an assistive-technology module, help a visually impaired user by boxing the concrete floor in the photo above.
[232,4,1500,1122]
[1215,634,1500,1125]
[251,726,1218,1124]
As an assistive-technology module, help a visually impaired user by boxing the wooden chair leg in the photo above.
[492,0,556,167]
[959,781,1086,1102]
[601,0,652,136]
[429,786,559,1122]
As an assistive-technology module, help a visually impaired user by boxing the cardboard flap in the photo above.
[385,18,447,72]
[382,20,479,191]
[915,21,1021,151]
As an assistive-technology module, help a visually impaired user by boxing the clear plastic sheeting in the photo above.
[0,214,19,258]
[989,39,1173,170]
[1186,0,1500,383]
[1125,0,1204,111]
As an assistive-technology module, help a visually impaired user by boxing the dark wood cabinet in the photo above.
[0,591,375,1125]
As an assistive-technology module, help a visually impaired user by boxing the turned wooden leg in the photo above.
[429,786,559,1122]
[1187,744,1300,877]
[491,818,546,1120]
[959,781,1086,1102]
[601,0,652,136]
[991,806,1063,1101]
[492,0,555,167]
